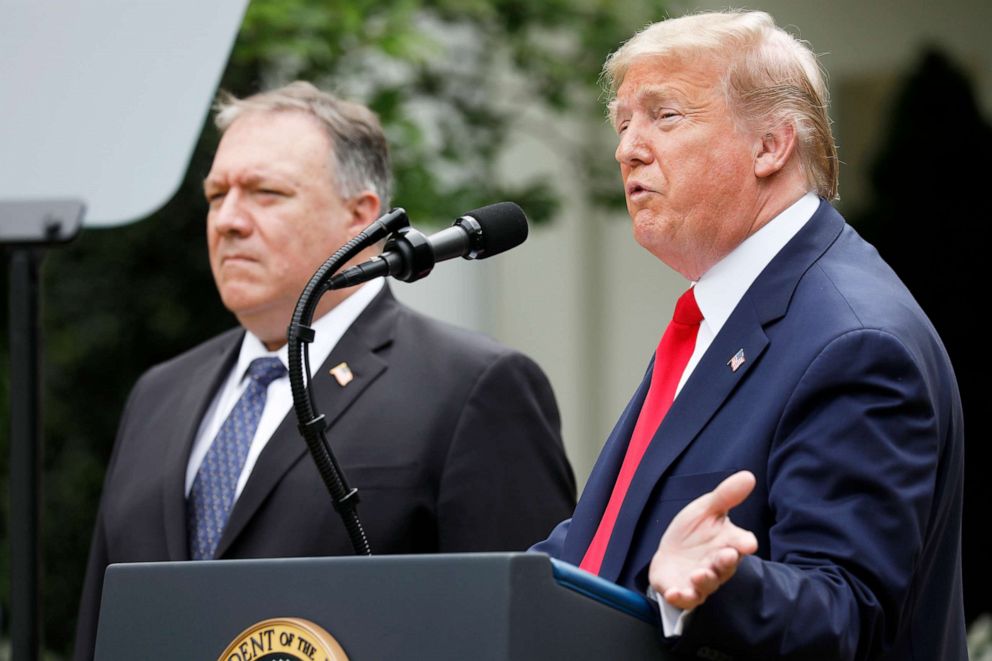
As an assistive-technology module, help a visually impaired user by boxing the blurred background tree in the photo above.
[852,48,992,628]
[0,0,665,655]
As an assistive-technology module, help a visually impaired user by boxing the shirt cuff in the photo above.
[646,585,691,637]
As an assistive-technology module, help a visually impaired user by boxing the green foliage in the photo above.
[225,0,662,222]
[970,614,992,661]
[0,0,667,654]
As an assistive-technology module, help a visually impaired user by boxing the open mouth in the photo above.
[627,182,654,198]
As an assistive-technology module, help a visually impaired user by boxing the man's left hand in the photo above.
[649,470,759,611]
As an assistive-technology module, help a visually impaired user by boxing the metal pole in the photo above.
[9,247,42,661]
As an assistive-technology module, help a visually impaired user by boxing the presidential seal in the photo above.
[218,617,349,661]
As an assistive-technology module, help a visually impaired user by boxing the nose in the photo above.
[615,120,652,167]
[210,188,252,237]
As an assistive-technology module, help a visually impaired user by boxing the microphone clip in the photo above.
[454,215,484,259]
[381,226,436,283]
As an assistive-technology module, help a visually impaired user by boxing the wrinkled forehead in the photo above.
[206,111,335,181]
[607,54,727,124]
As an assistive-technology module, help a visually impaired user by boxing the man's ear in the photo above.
[754,122,798,179]
[345,191,382,237]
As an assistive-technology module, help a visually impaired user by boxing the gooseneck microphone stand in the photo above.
[285,207,410,556]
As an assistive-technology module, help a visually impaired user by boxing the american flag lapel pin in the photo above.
[329,362,354,387]
[728,349,746,372]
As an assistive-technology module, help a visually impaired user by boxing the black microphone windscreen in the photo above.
[462,201,529,258]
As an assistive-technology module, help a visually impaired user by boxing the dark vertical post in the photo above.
[8,247,43,661]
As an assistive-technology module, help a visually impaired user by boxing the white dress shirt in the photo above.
[656,192,820,634]
[184,278,384,498]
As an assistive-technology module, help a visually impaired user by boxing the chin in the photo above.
[631,215,669,250]
[631,231,691,277]
[220,291,272,319]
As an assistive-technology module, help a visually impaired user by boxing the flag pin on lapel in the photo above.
[728,349,746,372]
[330,362,354,387]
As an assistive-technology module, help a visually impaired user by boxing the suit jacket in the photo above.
[534,202,965,660]
[74,286,575,660]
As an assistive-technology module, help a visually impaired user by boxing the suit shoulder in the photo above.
[391,300,529,364]
[799,225,933,336]
[381,299,559,402]
[131,327,242,392]
[790,224,953,383]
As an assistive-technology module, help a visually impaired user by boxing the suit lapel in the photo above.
[214,287,398,558]
[560,364,652,565]
[598,306,768,579]
[594,201,847,581]
[161,330,243,561]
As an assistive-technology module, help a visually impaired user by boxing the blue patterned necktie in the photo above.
[187,356,287,560]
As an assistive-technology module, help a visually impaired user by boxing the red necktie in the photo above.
[579,287,703,575]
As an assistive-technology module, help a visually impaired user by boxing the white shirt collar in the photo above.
[234,277,385,380]
[693,193,819,337]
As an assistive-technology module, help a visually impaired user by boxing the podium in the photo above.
[94,553,673,659]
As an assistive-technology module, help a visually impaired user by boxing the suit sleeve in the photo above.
[436,351,576,552]
[72,375,144,661]
[672,328,952,661]
[529,518,572,557]
[72,504,109,661]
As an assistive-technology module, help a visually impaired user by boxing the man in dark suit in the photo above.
[74,81,575,660]
[533,10,966,660]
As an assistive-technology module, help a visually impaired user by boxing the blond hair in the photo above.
[604,10,838,199]
[215,81,392,207]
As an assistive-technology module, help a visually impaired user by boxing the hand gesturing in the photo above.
[649,470,759,610]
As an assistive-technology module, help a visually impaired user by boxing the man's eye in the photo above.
[206,191,226,204]
[655,109,681,121]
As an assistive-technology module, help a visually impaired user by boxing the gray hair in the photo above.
[604,10,838,199]
[215,81,393,207]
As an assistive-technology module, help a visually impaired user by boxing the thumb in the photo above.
[707,470,756,515]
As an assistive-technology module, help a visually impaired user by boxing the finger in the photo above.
[709,547,742,582]
[713,522,759,556]
[675,471,756,524]
[689,566,721,599]
[665,471,754,529]
[708,470,756,514]
[728,528,758,556]
[663,585,701,610]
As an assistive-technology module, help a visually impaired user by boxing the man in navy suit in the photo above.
[533,10,967,660]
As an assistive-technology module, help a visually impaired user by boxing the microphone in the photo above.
[328,202,528,289]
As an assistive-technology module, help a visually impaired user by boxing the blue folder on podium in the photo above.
[94,553,673,659]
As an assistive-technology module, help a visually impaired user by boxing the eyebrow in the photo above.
[609,84,686,127]
[203,171,293,194]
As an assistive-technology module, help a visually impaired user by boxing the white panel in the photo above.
[0,0,247,226]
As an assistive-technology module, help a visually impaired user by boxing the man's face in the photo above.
[204,111,358,346]
[613,55,761,280]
